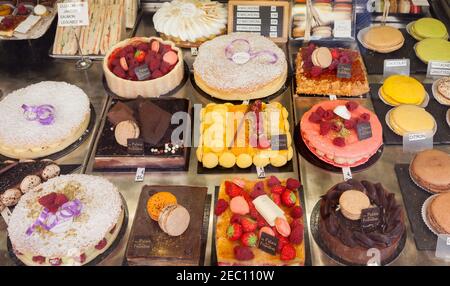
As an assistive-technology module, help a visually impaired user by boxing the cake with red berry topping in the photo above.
[295,44,369,97]
[300,100,382,167]
[215,176,305,266]
[103,37,184,98]
[7,174,124,266]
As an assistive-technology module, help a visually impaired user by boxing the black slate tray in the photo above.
[395,164,436,251]
[357,28,427,75]
[211,184,312,266]
[370,83,450,145]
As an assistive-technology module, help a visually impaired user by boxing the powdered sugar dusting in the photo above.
[193,33,287,91]
[0,82,90,149]
[7,174,122,257]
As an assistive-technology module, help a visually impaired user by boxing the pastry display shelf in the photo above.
[0,8,449,266]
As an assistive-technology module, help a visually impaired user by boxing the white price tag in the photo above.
[333,20,352,38]
[135,167,145,182]
[329,94,337,100]
[436,235,450,261]
[1,208,12,225]
[342,167,352,181]
[427,61,450,78]
[411,0,430,6]
[256,167,266,178]
[383,59,410,78]
[57,2,89,27]
[403,131,434,153]
[190,47,198,56]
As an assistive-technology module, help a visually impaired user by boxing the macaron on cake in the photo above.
[387,105,436,136]
[215,177,305,265]
[411,149,450,193]
[380,75,426,106]
[409,18,448,40]
[300,100,383,167]
[339,190,371,220]
[146,192,190,236]
[426,193,450,234]
[415,38,450,64]
[433,77,450,105]
[360,25,405,53]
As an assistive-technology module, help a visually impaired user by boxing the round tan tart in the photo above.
[0,81,90,159]
[193,32,288,101]
[300,100,383,167]
[410,149,450,193]
[7,174,124,266]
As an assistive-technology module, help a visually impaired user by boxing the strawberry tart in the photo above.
[7,174,125,266]
[0,81,90,159]
[103,37,184,98]
[215,176,305,266]
[300,100,383,167]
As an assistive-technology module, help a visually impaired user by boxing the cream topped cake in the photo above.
[0,81,90,159]
[8,174,124,266]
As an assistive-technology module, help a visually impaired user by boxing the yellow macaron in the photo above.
[389,105,435,135]
[381,75,426,106]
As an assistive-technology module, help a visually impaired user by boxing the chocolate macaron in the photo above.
[410,149,450,193]
[427,193,450,234]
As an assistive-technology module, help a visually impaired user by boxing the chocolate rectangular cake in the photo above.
[93,98,190,171]
[125,185,208,266]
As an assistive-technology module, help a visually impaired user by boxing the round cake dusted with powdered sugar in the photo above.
[193,32,288,101]
[8,174,124,266]
[0,81,90,159]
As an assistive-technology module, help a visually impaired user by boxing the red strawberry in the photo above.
[249,204,259,220]
[280,244,296,260]
[95,238,107,250]
[225,181,243,198]
[286,178,301,190]
[346,101,359,111]
[331,48,340,60]
[215,199,228,216]
[333,137,346,147]
[289,225,304,245]
[277,236,289,254]
[281,190,297,207]
[234,246,254,260]
[49,258,62,266]
[227,223,243,241]
[291,206,303,219]
[267,176,281,187]
[271,193,281,206]
[54,194,68,207]
[241,232,258,247]
[241,217,257,232]
[257,216,268,228]
[32,256,46,264]
[38,192,56,208]
[271,185,285,195]
[230,214,241,224]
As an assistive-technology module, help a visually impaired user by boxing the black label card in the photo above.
[361,206,381,232]
[135,65,151,81]
[356,122,373,141]
[130,236,153,255]
[258,232,279,255]
[271,134,288,150]
[337,63,352,79]
[127,138,145,155]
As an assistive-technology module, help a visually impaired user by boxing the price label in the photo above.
[342,167,352,181]
[256,166,266,178]
[403,131,434,153]
[329,94,337,101]
[333,19,352,38]
[57,2,89,27]
[435,235,450,261]
[337,64,352,79]
[258,232,279,255]
[135,167,145,182]
[1,208,12,225]
[427,61,450,78]
[127,138,145,155]
[356,122,373,141]
[190,47,198,56]
[134,65,151,81]
[411,0,430,6]
[383,59,410,78]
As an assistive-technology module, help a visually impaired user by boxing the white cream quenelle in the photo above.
[153,0,227,44]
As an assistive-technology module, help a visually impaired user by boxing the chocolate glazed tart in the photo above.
[319,179,405,265]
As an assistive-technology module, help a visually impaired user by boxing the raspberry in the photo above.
[323,110,335,120]
[215,199,228,216]
[241,232,258,247]
[290,219,303,230]
[113,66,126,79]
[78,253,86,264]
[345,101,359,111]
[289,225,304,245]
[251,181,265,199]
[49,258,62,266]
[306,43,316,55]
[38,192,56,208]
[280,244,296,260]
[119,49,128,58]
[95,238,107,250]
[331,122,342,132]
[159,44,172,55]
[267,175,281,187]
[257,216,268,228]
[137,43,149,52]
[315,106,326,118]
[339,54,351,65]
[360,113,371,122]
[333,137,346,147]
[286,178,301,190]
[47,204,59,214]
[54,194,68,207]
[320,121,332,135]
[148,59,161,72]
[328,59,339,71]
[277,236,289,254]
[291,206,303,219]
[32,256,45,264]
[271,185,285,195]
[110,58,120,67]
[249,204,259,219]
[230,214,241,224]
[124,45,135,54]
[241,217,257,232]
[151,69,163,79]
[310,66,322,77]
[331,48,340,60]
[271,193,281,206]
[308,112,322,124]
[281,190,297,208]
[234,246,254,261]
[344,119,356,130]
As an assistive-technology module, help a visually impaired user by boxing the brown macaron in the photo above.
[158,204,190,236]
[362,26,404,53]
[114,120,140,147]
[411,149,450,193]
[312,47,333,68]
[428,193,450,234]
[339,190,371,220]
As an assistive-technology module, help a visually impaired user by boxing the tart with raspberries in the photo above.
[295,44,369,97]
[300,100,383,167]
[215,176,305,266]
[103,37,184,99]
